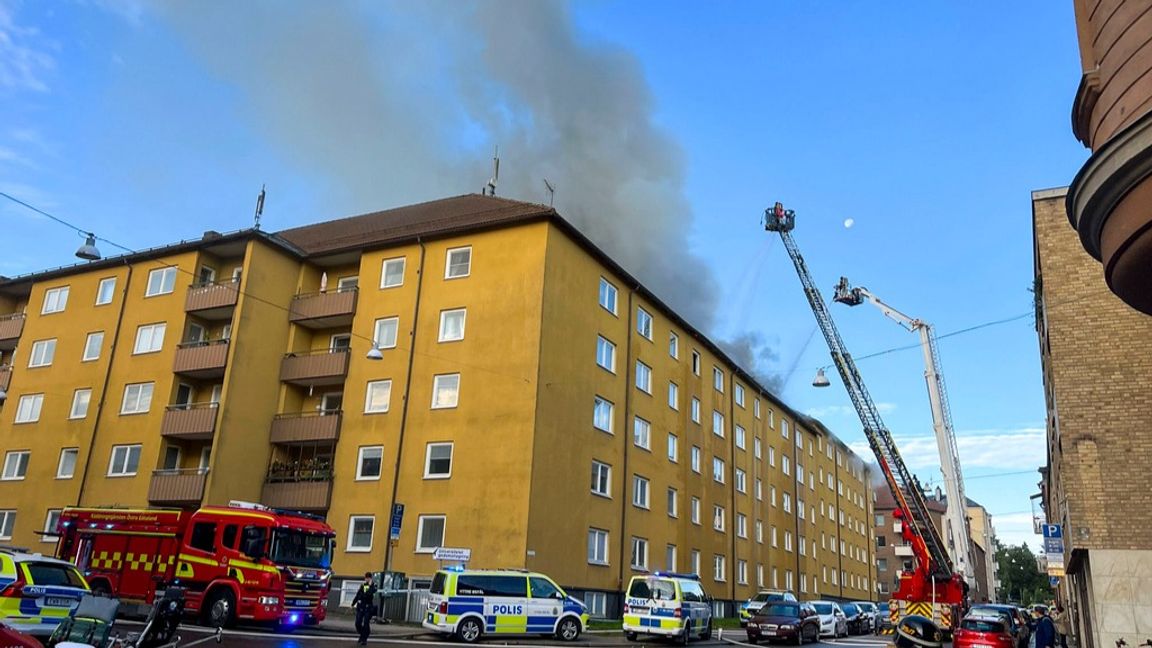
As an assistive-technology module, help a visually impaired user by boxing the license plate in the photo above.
[765,631,777,636]
[294,599,311,607]
[45,597,73,608]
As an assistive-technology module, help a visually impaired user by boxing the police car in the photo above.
[423,568,588,643]
[0,548,90,636]
[622,572,713,643]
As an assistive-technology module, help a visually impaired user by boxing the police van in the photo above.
[422,568,589,643]
[0,548,90,636]
[622,572,713,643]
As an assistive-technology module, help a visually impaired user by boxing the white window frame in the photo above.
[630,537,648,570]
[635,360,652,393]
[596,336,616,372]
[28,339,56,368]
[107,444,141,477]
[444,246,472,279]
[591,460,611,498]
[416,514,446,553]
[346,516,374,552]
[42,286,69,314]
[754,399,761,419]
[667,433,678,462]
[666,487,678,518]
[756,520,764,543]
[438,308,466,343]
[666,544,677,571]
[737,559,748,585]
[96,277,116,305]
[145,267,177,297]
[632,475,650,509]
[690,446,701,473]
[0,511,14,541]
[380,257,406,288]
[691,497,701,525]
[364,379,392,413]
[754,437,762,459]
[669,332,679,359]
[355,446,384,480]
[691,350,700,375]
[737,514,748,539]
[735,383,745,407]
[735,468,747,493]
[713,367,724,392]
[430,373,460,409]
[691,398,701,423]
[120,382,154,415]
[424,442,453,479]
[57,448,78,479]
[712,456,725,483]
[42,509,62,543]
[70,388,92,419]
[598,278,618,315]
[735,425,746,450]
[636,307,653,340]
[2,451,29,481]
[668,382,679,410]
[713,505,725,531]
[15,394,43,424]
[712,410,725,437]
[633,416,651,450]
[83,332,104,362]
[588,528,609,565]
[133,323,166,355]
[593,396,614,433]
[755,478,763,501]
[713,554,726,582]
[373,316,399,349]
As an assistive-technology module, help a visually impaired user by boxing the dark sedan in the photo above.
[746,602,821,645]
[841,602,870,635]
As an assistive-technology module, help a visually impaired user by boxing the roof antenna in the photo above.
[484,146,500,196]
[543,178,555,206]
[254,184,266,230]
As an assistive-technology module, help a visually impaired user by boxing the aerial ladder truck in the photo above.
[763,203,967,633]
[832,277,977,592]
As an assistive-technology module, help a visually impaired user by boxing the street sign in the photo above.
[389,503,405,540]
[433,547,472,562]
[1042,524,1063,539]
[1044,537,1064,553]
[1050,576,1061,587]
[1047,567,1065,577]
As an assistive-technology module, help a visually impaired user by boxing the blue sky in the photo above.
[0,1,1086,552]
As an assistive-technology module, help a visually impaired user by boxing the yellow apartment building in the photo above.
[0,194,875,614]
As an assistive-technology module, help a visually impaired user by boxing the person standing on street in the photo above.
[1051,605,1070,648]
[352,572,378,646]
[1033,607,1057,648]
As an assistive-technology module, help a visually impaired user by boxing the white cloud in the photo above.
[0,1,55,92]
[849,427,1045,472]
[806,402,896,419]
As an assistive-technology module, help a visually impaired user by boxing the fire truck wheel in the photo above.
[203,589,236,628]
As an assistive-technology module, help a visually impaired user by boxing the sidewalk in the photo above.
[311,613,426,639]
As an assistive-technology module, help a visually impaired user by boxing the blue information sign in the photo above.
[1042,524,1063,539]
[390,503,405,540]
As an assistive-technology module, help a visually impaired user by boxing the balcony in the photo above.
[288,289,358,329]
[0,365,10,393]
[160,403,219,441]
[148,469,208,506]
[280,349,349,387]
[263,463,333,511]
[173,340,229,380]
[185,279,239,320]
[270,411,342,445]
[0,313,25,351]
[894,545,915,557]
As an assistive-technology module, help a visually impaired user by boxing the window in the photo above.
[121,382,154,414]
[42,510,61,543]
[445,246,471,278]
[737,559,748,585]
[712,456,725,483]
[735,425,746,449]
[584,592,607,617]
[665,544,677,571]
[713,554,726,582]
[632,475,650,509]
[596,336,616,372]
[145,267,177,296]
[690,398,701,423]
[772,567,779,588]
[769,446,776,466]
[95,278,116,305]
[713,367,724,392]
[381,257,406,288]
[690,497,701,524]
[373,317,399,349]
[756,520,764,543]
[735,468,747,493]
[796,431,803,449]
[598,278,618,314]
[754,437,762,459]
[633,416,651,450]
[783,492,793,513]
[70,388,92,419]
[771,526,778,547]
[593,396,614,433]
[133,323,166,354]
[669,332,679,358]
[737,514,747,538]
[15,394,43,423]
[57,449,78,479]
[875,514,885,526]
[667,434,678,462]
[356,446,383,480]
[636,308,653,339]
[416,515,446,552]
[108,444,141,476]
[691,350,700,375]
[754,399,761,418]
[876,536,887,547]
[666,487,678,517]
[757,564,764,587]
[347,516,374,552]
[588,528,609,565]
[42,286,69,313]
[690,446,701,473]
[28,339,55,367]
[425,443,453,478]
[668,382,679,410]
[635,361,652,393]
[755,478,763,501]
[735,383,745,407]
[630,537,648,570]
[877,558,888,572]
[782,455,791,476]
[712,410,724,437]
[162,446,180,471]
[431,374,460,409]
[691,550,701,577]
[364,379,392,413]
[2,451,29,480]
[713,505,725,531]
[771,485,777,506]
[438,309,466,342]
[591,461,611,497]
[782,419,790,439]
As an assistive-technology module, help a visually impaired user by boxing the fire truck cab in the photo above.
[55,501,336,628]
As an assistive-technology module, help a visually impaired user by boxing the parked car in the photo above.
[809,600,848,638]
[746,602,820,645]
[739,590,798,627]
[853,601,879,632]
[954,612,1017,648]
[841,602,869,635]
[0,548,90,637]
[875,602,894,634]
[0,621,41,648]
[970,604,1031,648]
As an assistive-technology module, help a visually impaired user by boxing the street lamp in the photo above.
[812,367,831,387]
[75,233,101,261]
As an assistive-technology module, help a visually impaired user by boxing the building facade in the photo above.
[1066,0,1152,314]
[966,501,999,604]
[871,485,946,599]
[0,195,876,614]
[1033,187,1152,648]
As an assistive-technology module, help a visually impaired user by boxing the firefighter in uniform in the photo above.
[352,572,378,645]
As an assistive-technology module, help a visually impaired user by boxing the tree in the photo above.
[994,538,1050,604]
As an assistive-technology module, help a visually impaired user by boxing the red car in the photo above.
[0,621,42,648]
[746,602,821,644]
[954,612,1016,648]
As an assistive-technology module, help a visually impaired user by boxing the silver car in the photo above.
[809,600,848,638]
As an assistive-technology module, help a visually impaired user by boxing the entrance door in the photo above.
[175,383,194,409]
[320,392,343,415]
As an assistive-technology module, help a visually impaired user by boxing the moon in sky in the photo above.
[844,218,855,228]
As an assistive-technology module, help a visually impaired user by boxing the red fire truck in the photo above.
[54,501,336,628]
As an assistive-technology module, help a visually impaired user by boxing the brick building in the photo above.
[1033,187,1152,648]
[871,484,946,598]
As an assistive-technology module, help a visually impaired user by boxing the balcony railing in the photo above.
[266,463,333,483]
[279,349,349,387]
[270,411,342,445]
[173,339,229,379]
[262,479,333,511]
[185,278,240,319]
[0,365,11,393]
[148,468,209,505]
[288,289,358,329]
[0,313,25,351]
[160,402,219,440]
